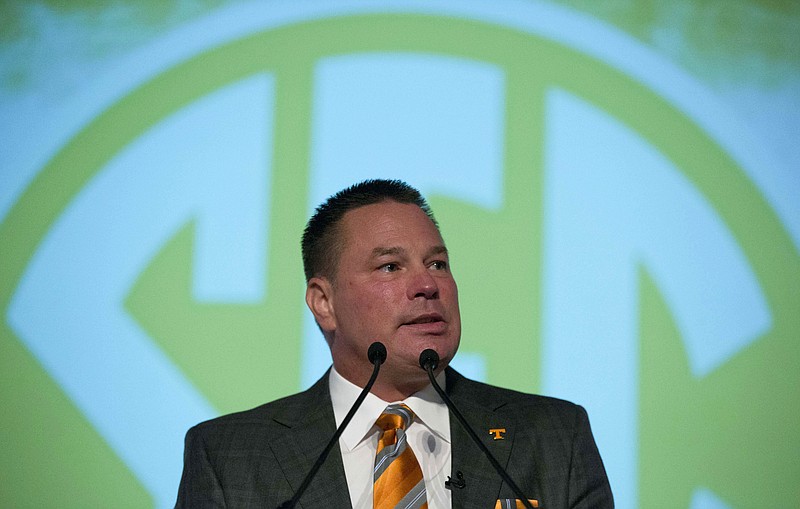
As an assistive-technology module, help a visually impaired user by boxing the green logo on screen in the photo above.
[1,3,797,508]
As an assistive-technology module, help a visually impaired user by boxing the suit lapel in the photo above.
[447,369,516,509]
[268,373,352,509]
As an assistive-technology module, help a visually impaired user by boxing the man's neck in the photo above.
[335,364,441,402]
[369,381,425,402]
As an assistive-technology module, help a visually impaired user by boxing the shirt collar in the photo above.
[329,365,450,452]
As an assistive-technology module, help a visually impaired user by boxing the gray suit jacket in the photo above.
[175,368,613,508]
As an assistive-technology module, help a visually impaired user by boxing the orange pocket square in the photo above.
[494,499,539,508]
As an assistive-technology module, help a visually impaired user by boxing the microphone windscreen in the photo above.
[419,349,439,371]
[367,342,387,365]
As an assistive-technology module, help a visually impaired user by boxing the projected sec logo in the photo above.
[2,2,797,508]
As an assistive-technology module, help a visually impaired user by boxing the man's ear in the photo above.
[305,276,336,332]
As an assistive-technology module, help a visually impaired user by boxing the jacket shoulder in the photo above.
[446,368,588,428]
[187,373,330,440]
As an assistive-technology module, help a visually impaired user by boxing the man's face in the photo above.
[320,200,461,392]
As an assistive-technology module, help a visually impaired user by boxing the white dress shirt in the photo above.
[329,366,452,509]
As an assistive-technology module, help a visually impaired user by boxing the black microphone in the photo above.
[419,349,536,509]
[368,341,388,365]
[278,341,387,509]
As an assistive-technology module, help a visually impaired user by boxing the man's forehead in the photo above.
[338,202,444,252]
[345,199,421,216]
[341,201,437,230]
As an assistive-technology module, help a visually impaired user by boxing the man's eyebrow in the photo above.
[371,246,404,258]
[428,245,449,257]
[370,245,448,258]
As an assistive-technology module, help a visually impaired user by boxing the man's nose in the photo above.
[407,267,439,300]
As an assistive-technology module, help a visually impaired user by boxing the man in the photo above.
[176,179,613,508]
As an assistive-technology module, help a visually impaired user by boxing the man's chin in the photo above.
[395,345,456,373]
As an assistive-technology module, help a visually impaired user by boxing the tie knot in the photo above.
[376,403,414,431]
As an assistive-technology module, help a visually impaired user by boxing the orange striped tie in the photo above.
[373,404,427,509]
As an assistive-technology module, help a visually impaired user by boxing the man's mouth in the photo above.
[403,313,445,326]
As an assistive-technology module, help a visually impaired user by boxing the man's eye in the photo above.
[380,263,399,272]
[430,260,448,271]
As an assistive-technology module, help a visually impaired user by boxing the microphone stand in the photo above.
[420,350,536,509]
[278,342,386,509]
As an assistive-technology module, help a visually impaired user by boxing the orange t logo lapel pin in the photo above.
[489,428,506,440]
